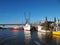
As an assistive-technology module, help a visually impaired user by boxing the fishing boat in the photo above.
[37,17,51,33]
[38,25,50,33]
[23,12,31,31]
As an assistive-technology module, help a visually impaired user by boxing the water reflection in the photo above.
[37,32,45,42]
[11,30,25,45]
[0,29,60,45]
[0,30,25,45]
[37,32,53,45]
[44,33,53,45]
[12,30,19,36]
[53,36,60,45]
[31,31,40,45]
[24,30,31,45]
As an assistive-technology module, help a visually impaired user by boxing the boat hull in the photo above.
[24,24,31,31]
[38,30,50,33]
[53,32,60,38]
[10,27,24,30]
[24,26,30,31]
[52,31,60,35]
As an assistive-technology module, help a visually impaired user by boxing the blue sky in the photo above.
[0,0,60,24]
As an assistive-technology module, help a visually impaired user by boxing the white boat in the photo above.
[38,25,50,33]
[24,23,31,31]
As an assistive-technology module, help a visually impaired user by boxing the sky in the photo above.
[0,0,60,24]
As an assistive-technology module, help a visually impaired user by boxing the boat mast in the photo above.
[24,12,31,24]
[58,19,59,26]
[45,16,49,30]
[28,12,31,24]
[24,12,27,24]
[54,17,57,31]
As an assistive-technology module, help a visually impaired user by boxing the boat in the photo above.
[52,20,60,35]
[52,18,60,35]
[38,25,50,33]
[0,27,3,29]
[52,17,60,35]
[52,27,60,35]
[0,27,7,29]
[10,27,24,30]
[37,17,52,33]
[24,23,31,31]
[53,27,60,38]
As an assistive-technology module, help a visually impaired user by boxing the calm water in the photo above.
[0,29,60,45]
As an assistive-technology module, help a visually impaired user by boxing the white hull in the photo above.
[38,25,50,33]
[24,24,31,31]
[24,26,30,31]
[38,30,50,33]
